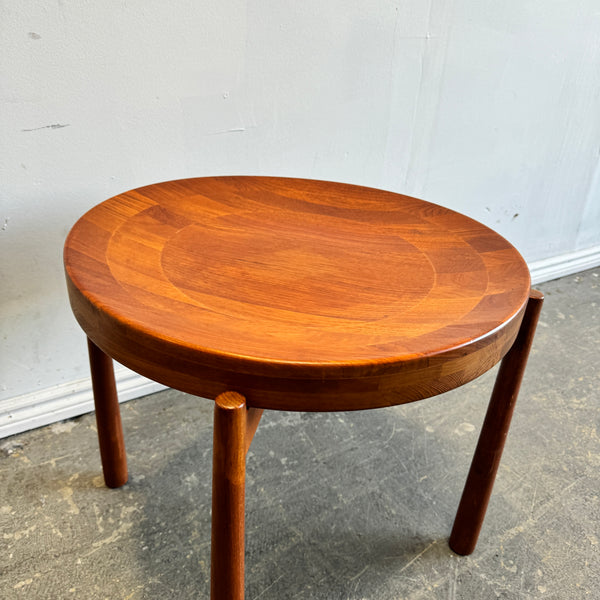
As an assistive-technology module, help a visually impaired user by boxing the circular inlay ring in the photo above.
[64,177,531,410]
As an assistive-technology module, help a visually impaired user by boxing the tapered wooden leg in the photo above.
[211,392,258,600]
[87,338,128,488]
[449,289,544,555]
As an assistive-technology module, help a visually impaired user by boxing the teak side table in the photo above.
[64,177,543,599]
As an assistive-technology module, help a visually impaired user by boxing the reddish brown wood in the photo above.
[449,289,544,555]
[245,408,263,455]
[211,391,247,600]
[63,177,540,596]
[64,176,532,411]
[87,338,128,488]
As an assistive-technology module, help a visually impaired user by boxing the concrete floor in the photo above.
[1,269,599,599]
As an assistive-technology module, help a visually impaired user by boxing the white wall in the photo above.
[2,1,599,435]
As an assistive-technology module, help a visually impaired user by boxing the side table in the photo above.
[64,177,543,599]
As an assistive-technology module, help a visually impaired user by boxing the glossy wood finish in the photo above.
[65,177,540,598]
[64,176,531,411]
[87,338,128,488]
[449,289,544,555]
[211,392,247,600]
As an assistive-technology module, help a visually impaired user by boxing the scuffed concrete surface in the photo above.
[1,269,599,599]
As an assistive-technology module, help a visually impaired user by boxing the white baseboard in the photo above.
[1,245,599,440]
[0,369,166,439]
[529,244,600,285]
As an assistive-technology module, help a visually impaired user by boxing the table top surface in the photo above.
[64,177,531,404]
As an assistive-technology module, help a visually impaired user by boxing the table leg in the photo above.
[211,392,262,600]
[87,338,128,488]
[449,289,544,555]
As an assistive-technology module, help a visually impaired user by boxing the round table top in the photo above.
[64,177,531,410]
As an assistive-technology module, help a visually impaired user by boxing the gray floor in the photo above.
[1,269,599,599]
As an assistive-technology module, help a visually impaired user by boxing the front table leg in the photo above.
[87,338,128,488]
[449,289,544,555]
[211,392,263,600]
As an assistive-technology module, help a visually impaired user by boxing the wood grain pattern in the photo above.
[64,176,531,410]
